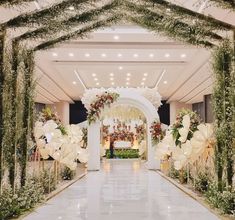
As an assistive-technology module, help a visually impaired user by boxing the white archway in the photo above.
[87,89,160,171]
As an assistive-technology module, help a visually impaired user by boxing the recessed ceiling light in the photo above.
[165,53,170,58]
[72,81,76,85]
[101,53,106,57]
[117,53,122,57]
[126,77,130,81]
[69,5,74,10]
[181,54,186,58]
[141,82,145,85]
[92,73,96,77]
[126,82,130,85]
[114,35,119,40]
[96,82,99,86]
[110,77,114,81]
[85,53,90,57]
[69,53,74,57]
[149,53,154,58]
[110,73,114,76]
[127,73,131,76]
[142,78,146,81]
[133,53,138,58]
[52,52,58,57]
[111,82,115,85]
[143,73,148,76]
[163,80,168,84]
[94,78,98,81]
[119,66,123,70]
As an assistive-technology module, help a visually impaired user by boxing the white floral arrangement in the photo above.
[156,123,215,170]
[34,120,88,170]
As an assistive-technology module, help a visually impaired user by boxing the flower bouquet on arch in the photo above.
[150,120,164,145]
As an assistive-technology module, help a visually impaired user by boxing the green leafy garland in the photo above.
[207,0,235,10]
[212,40,235,190]
[0,0,32,6]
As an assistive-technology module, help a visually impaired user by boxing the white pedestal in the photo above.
[88,122,100,171]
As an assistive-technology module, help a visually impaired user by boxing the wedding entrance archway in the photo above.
[86,88,160,171]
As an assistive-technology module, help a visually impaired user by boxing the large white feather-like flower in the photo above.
[155,131,175,159]
[34,121,44,139]
[66,124,83,144]
[190,123,214,163]
[78,148,89,163]
[178,115,190,143]
[139,87,162,109]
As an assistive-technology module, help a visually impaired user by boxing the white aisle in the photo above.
[24,159,218,220]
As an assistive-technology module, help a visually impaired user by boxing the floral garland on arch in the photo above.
[150,120,164,145]
[87,92,120,124]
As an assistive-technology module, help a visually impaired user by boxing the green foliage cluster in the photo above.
[106,149,139,159]
[0,178,44,219]
[61,167,76,180]
[212,40,235,190]
[205,183,235,215]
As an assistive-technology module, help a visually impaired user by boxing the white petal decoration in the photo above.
[43,120,58,132]
[78,148,89,163]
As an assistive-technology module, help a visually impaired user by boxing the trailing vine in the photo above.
[212,40,234,190]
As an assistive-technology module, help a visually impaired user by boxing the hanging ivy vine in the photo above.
[212,40,234,191]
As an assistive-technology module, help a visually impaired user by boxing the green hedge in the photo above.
[106,149,139,159]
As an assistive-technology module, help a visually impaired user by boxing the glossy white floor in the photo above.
[24,159,218,220]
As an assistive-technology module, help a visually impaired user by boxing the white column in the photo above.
[47,101,70,125]
[170,101,192,124]
[88,121,101,171]
[147,123,160,170]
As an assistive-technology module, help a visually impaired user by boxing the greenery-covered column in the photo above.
[0,29,6,193]
[212,40,234,190]
[19,49,35,187]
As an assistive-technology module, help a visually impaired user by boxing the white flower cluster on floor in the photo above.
[34,120,88,170]
[156,119,214,170]
[81,87,162,110]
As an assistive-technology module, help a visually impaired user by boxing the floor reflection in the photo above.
[24,159,218,220]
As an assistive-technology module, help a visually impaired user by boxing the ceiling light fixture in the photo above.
[110,77,114,81]
[133,53,138,58]
[110,73,114,76]
[149,53,154,58]
[92,73,96,77]
[181,54,186,58]
[114,35,119,40]
[72,81,77,85]
[69,5,75,10]
[111,82,115,85]
[52,52,58,57]
[101,53,106,57]
[85,53,90,57]
[141,82,145,85]
[69,53,74,57]
[156,69,166,87]
[127,73,131,76]
[126,77,130,81]
[94,78,98,81]
[126,82,130,85]
[96,82,100,86]
[163,80,168,84]
[117,53,122,57]
[74,70,87,89]
[142,78,146,81]
[143,73,148,76]
[119,66,123,70]
[165,53,170,58]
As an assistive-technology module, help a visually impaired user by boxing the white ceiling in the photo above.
[34,25,212,104]
[1,0,234,105]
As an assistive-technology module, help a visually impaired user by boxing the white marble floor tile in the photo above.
[24,159,219,220]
